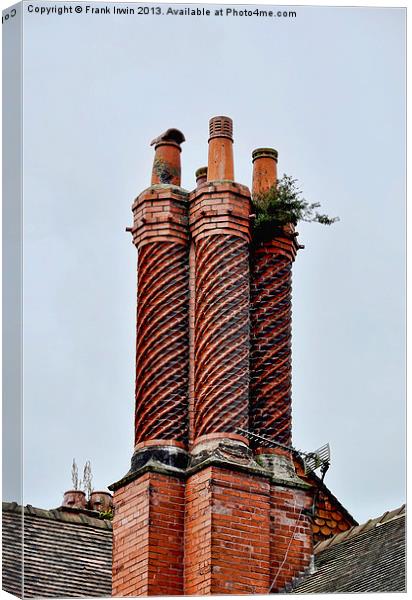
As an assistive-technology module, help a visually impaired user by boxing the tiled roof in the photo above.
[3,501,405,596]
[2,501,112,598]
[293,457,358,542]
[291,504,406,593]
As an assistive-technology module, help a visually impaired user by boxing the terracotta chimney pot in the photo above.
[252,147,278,196]
[89,491,113,513]
[150,128,185,186]
[62,490,86,509]
[195,166,207,187]
[207,116,234,181]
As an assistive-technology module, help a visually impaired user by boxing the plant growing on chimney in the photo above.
[252,175,339,240]
[99,508,114,521]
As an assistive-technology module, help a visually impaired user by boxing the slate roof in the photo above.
[2,501,112,598]
[291,504,406,594]
[3,501,405,596]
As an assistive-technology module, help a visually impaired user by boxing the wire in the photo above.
[269,503,305,593]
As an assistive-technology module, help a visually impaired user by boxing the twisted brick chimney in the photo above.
[110,118,314,596]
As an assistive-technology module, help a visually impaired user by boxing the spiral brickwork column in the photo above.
[134,241,189,444]
[188,117,252,444]
[129,129,190,453]
[190,182,251,444]
[194,234,249,437]
[250,237,298,446]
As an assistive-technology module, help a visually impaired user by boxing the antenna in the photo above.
[301,443,330,480]
[237,428,331,481]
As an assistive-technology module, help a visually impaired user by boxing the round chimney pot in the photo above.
[207,117,235,181]
[195,166,208,186]
[252,147,278,196]
[89,491,113,513]
[62,490,86,509]
[150,130,184,186]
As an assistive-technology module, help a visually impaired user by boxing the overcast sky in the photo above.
[9,2,405,524]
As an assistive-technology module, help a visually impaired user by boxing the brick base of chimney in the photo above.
[185,466,271,595]
[112,471,185,597]
[111,452,313,596]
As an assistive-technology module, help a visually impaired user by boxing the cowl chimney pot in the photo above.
[207,116,234,181]
[150,128,185,187]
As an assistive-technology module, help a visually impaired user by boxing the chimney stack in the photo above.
[250,148,299,457]
[111,128,190,596]
[189,116,250,450]
[110,119,314,597]
[207,116,234,181]
[131,128,189,458]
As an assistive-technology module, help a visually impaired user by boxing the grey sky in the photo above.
[14,2,405,523]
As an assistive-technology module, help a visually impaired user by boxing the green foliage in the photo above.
[252,175,339,240]
[99,509,114,521]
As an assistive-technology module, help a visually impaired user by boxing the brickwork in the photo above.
[188,241,196,448]
[189,182,251,242]
[134,240,189,446]
[269,485,313,592]
[131,187,189,248]
[131,184,190,448]
[193,234,249,439]
[185,467,271,595]
[184,468,212,595]
[112,473,185,596]
[250,235,298,447]
[189,182,251,443]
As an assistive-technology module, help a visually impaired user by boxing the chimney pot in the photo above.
[150,128,185,187]
[61,490,86,510]
[195,166,208,187]
[252,147,278,197]
[89,491,113,513]
[207,116,234,181]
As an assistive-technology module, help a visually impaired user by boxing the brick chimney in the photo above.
[250,146,297,452]
[111,128,189,596]
[186,117,265,594]
[250,147,311,592]
[110,120,314,597]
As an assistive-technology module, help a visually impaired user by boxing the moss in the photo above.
[153,158,180,184]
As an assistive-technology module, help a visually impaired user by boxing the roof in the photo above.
[293,456,358,542]
[2,501,112,598]
[3,501,405,596]
[291,504,406,593]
